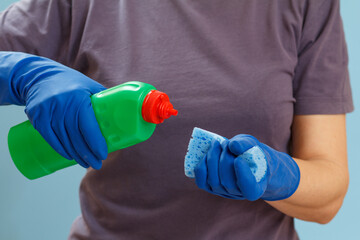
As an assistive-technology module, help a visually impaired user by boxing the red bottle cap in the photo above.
[142,90,178,124]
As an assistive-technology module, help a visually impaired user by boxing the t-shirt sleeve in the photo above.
[0,0,71,64]
[293,0,354,115]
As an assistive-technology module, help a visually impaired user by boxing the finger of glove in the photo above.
[26,104,89,168]
[195,148,245,199]
[26,106,75,161]
[217,192,246,200]
[228,134,260,155]
[194,155,212,193]
[64,101,103,170]
[234,156,266,201]
[206,140,232,196]
[78,99,108,160]
[50,105,90,168]
[36,119,76,162]
[219,142,243,196]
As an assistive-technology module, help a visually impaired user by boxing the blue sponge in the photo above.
[184,127,267,182]
[184,127,226,178]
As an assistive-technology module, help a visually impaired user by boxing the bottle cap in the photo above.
[142,90,178,124]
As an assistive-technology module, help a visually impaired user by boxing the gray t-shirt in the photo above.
[0,0,353,239]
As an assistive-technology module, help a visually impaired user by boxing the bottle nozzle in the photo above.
[169,109,178,116]
[142,90,178,124]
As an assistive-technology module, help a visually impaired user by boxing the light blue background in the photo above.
[0,1,359,239]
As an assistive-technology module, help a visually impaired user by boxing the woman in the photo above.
[0,0,353,239]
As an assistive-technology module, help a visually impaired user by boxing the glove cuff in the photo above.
[260,143,301,201]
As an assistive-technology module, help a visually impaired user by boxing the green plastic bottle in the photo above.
[7,81,178,180]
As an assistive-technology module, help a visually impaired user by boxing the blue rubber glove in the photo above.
[194,134,300,201]
[0,51,108,169]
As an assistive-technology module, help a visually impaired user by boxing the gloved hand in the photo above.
[0,51,108,169]
[194,134,300,201]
